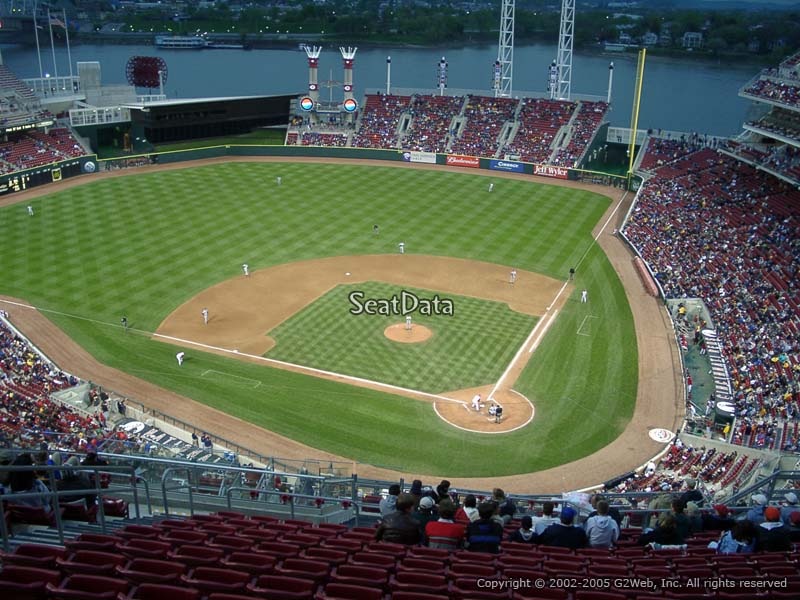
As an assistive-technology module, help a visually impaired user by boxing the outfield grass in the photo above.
[0,162,636,476]
[267,282,538,392]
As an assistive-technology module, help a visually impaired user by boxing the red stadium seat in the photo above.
[0,565,60,600]
[350,551,398,571]
[392,594,450,600]
[448,562,496,580]
[254,541,302,560]
[220,551,277,576]
[206,534,252,553]
[275,557,330,584]
[167,544,225,568]
[314,583,383,600]
[116,525,161,540]
[180,566,250,595]
[59,499,98,523]
[159,529,208,547]
[7,504,63,527]
[45,574,129,600]
[390,571,449,595]
[64,534,119,553]
[154,518,194,531]
[451,576,509,600]
[56,550,126,576]
[513,587,569,599]
[0,544,66,568]
[115,558,187,584]
[301,547,349,567]
[122,583,200,600]
[102,497,129,518]
[115,538,171,560]
[329,564,389,590]
[247,574,316,600]
[322,538,364,553]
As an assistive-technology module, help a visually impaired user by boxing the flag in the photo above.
[49,16,66,29]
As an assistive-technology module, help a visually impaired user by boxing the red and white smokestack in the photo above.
[340,46,357,104]
[304,45,322,105]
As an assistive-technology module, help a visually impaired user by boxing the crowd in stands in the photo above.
[503,98,575,164]
[743,77,800,109]
[402,94,463,153]
[748,107,800,144]
[350,94,410,149]
[638,138,705,172]
[449,95,517,157]
[300,132,348,147]
[0,128,86,175]
[624,148,800,450]
[551,101,608,167]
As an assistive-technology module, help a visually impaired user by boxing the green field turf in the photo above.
[267,282,538,392]
[0,162,637,476]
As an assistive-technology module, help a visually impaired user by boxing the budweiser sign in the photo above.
[446,155,480,168]
[534,164,569,179]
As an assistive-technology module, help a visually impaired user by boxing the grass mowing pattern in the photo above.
[267,282,538,393]
[0,162,635,476]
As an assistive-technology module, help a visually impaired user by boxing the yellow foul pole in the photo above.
[627,48,646,188]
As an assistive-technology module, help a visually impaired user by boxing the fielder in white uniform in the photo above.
[202,308,209,324]
[510,269,517,284]
[398,242,405,254]
[276,176,282,185]
[176,351,185,366]
[581,289,588,303]
[27,205,33,216]
[488,183,494,192]
[405,315,412,330]
[471,393,481,412]
[242,263,249,276]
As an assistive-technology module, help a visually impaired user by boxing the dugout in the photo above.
[126,94,295,145]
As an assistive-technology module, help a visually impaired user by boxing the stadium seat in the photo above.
[64,533,119,552]
[314,582,383,600]
[448,562,496,580]
[574,592,628,600]
[0,543,66,568]
[322,538,363,553]
[451,576,509,599]
[254,541,302,560]
[116,538,171,560]
[219,551,277,576]
[350,551,398,571]
[407,547,450,561]
[102,498,129,518]
[390,571,449,595]
[187,514,223,524]
[398,557,444,574]
[284,532,324,548]
[121,583,200,600]
[45,574,129,600]
[301,547,349,567]
[236,528,279,544]
[513,587,568,599]
[116,525,161,540]
[154,518,194,531]
[59,499,98,523]
[316,523,347,534]
[56,550,126,576]
[0,565,60,600]
[158,529,208,547]
[392,594,450,600]
[215,511,247,520]
[167,544,225,568]
[115,558,187,584]
[197,523,237,536]
[7,504,63,527]
[275,557,330,584]
[206,534,252,553]
[246,574,316,600]
[250,515,280,525]
[180,566,250,595]
[451,550,497,566]
[329,564,389,590]
[207,595,256,600]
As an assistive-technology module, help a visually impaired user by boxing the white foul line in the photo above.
[528,309,558,354]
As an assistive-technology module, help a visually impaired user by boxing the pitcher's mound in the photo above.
[384,323,433,344]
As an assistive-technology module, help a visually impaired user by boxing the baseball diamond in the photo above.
[0,157,679,487]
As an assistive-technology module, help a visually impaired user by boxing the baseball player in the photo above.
[581,289,588,303]
[121,316,128,332]
[488,182,494,192]
[373,224,379,236]
[405,315,412,331]
[398,242,405,254]
[202,307,209,324]
[471,393,481,412]
[242,263,249,277]
[510,269,517,284]
[27,205,33,216]
[495,404,503,423]
[276,176,282,186]
[176,351,185,366]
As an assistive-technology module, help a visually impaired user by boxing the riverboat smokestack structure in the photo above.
[340,46,357,120]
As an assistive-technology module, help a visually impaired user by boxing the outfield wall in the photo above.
[95,145,629,189]
[0,155,97,196]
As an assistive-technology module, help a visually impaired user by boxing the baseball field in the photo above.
[0,160,640,478]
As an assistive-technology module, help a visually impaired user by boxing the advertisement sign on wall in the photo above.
[489,159,525,173]
[402,151,437,164]
[445,155,480,168]
[534,164,569,179]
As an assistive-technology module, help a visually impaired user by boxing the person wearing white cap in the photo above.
[781,492,799,524]
[745,493,768,525]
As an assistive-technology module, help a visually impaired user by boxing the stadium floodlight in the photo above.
[556,0,575,100]
[496,0,514,98]
[437,56,448,96]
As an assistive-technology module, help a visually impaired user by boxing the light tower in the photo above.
[304,45,322,108]
[340,46,357,120]
[437,56,448,96]
[607,62,614,105]
[555,0,575,100]
[495,0,514,97]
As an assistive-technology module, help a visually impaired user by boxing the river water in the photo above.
[2,41,762,136]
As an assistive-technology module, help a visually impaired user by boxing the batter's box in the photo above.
[577,315,599,337]
[201,369,262,389]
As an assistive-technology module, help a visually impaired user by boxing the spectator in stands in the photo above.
[0,448,12,490]
[375,493,421,545]
[588,494,622,526]
[56,456,95,508]
[671,498,693,540]
[679,478,703,506]
[454,493,478,524]
[756,506,792,552]
[7,452,52,512]
[380,484,401,518]
[715,520,757,554]
[745,493,769,525]
[685,501,703,533]
[780,492,799,524]
[466,501,504,553]
[408,479,423,507]
[433,479,451,503]
[426,498,465,550]
[498,495,517,525]
[538,506,587,549]
[413,496,437,542]
[702,504,735,531]
[584,500,620,549]
[787,511,800,542]
[507,515,536,544]
[533,501,561,534]
[638,513,684,546]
